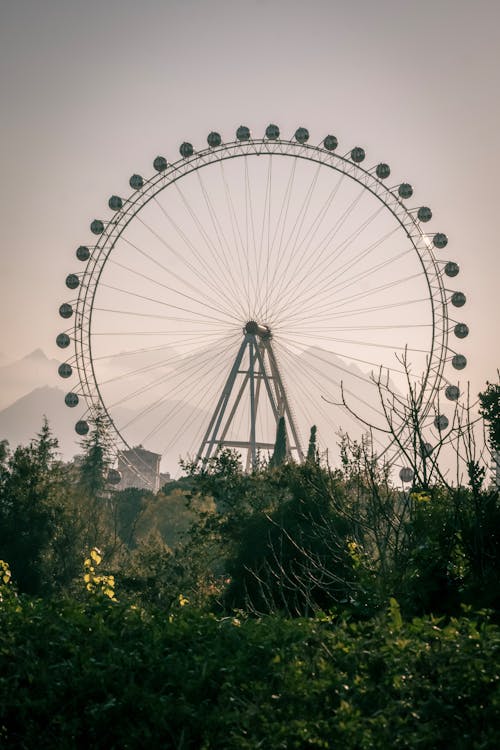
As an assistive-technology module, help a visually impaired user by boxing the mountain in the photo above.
[0,385,81,458]
[0,345,403,474]
[0,383,210,476]
[0,349,61,410]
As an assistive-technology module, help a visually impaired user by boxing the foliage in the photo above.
[270,415,287,467]
[0,420,82,594]
[83,547,116,600]
[175,437,500,620]
[307,424,318,463]
[0,571,499,749]
[1,396,500,747]
[113,486,155,548]
[77,408,114,499]
[223,461,358,616]
[479,377,500,453]
[132,486,211,550]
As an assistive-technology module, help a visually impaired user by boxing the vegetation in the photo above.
[1,573,498,749]
[0,378,499,747]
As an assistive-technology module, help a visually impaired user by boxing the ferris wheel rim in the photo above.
[57,128,466,475]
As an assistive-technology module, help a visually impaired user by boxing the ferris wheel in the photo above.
[56,124,468,484]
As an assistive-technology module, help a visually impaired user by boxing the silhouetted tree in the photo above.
[479,376,500,453]
[270,416,287,468]
[78,409,113,499]
[0,419,81,593]
[307,425,318,463]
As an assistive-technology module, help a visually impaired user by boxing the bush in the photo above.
[1,570,499,749]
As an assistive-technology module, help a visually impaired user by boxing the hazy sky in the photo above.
[1,0,499,407]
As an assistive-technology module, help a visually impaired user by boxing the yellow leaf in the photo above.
[90,549,102,565]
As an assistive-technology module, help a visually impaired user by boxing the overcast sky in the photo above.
[1,0,499,407]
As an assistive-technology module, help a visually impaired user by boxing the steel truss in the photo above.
[197,325,305,469]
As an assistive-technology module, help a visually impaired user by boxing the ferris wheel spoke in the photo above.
[268,169,348,313]
[287,271,424,327]
[273,200,386,318]
[257,155,274,322]
[116,233,234,317]
[135,208,244,319]
[282,331,429,355]
[110,333,239,421]
[269,181,366,312]
[148,349,236,449]
[274,342,389,456]
[301,230,405,308]
[321,272,425,316]
[324,246,411,299]
[160,368,231,459]
[117,337,238,439]
[276,223,402,320]
[276,339,421,446]
[278,272,426,328]
[279,297,430,334]
[264,155,298,302]
[92,336,226,364]
[293,322,431,333]
[117,233,216,306]
[97,332,238,386]
[98,283,242,325]
[194,167,250,316]
[276,341,387,438]
[162,389,216,454]
[244,155,262,313]
[93,328,230,343]
[263,156,276,323]
[107,257,239,322]
[168,182,247,311]
[276,334,401,382]
[267,161,323,309]
[93,308,236,331]
[312,200,385,275]
[219,160,252,315]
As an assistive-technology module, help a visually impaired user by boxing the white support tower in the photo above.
[197,321,304,470]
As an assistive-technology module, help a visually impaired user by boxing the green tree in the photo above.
[78,409,113,499]
[224,461,358,616]
[479,376,500,453]
[307,424,318,463]
[270,415,287,468]
[0,420,81,594]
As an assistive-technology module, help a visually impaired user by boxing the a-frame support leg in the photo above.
[196,330,305,468]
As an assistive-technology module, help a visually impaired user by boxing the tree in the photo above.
[479,376,500,454]
[0,420,81,594]
[307,425,318,463]
[222,460,360,616]
[74,408,125,556]
[270,415,287,468]
[78,409,113,499]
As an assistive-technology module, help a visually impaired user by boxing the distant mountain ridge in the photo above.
[0,349,61,410]
[0,347,399,474]
[0,385,81,459]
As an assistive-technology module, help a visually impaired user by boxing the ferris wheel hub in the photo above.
[244,320,271,338]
